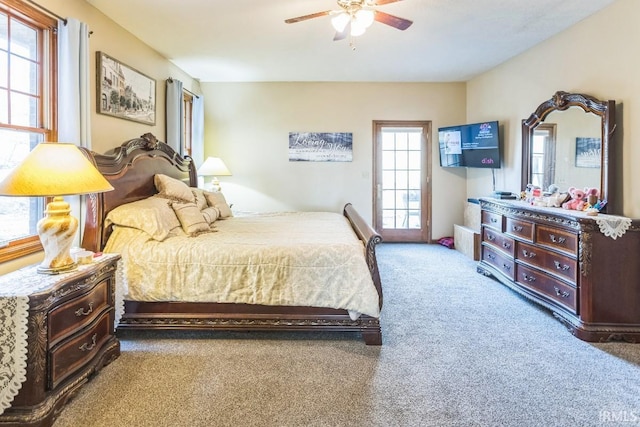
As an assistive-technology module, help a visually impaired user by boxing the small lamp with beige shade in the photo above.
[197,156,231,192]
[0,143,113,274]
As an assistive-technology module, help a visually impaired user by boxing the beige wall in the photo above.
[467,0,639,218]
[201,82,467,240]
[0,0,201,274]
[40,0,201,153]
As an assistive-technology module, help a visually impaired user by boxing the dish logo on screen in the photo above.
[482,157,496,165]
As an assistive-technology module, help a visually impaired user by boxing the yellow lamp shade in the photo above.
[0,142,113,274]
[0,142,114,196]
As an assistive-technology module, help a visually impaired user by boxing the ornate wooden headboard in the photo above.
[81,133,197,252]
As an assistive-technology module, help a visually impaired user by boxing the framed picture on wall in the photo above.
[288,132,353,162]
[575,137,601,168]
[96,51,156,125]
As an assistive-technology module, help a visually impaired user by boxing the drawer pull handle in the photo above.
[522,273,535,282]
[75,302,94,317]
[79,334,97,352]
[554,261,570,271]
[554,287,570,298]
[487,234,495,241]
[522,249,536,258]
[502,264,511,271]
[549,234,566,244]
[487,253,496,260]
[502,242,511,249]
[490,218,498,223]
[512,225,523,232]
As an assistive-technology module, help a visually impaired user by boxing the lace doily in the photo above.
[114,259,127,326]
[595,216,633,240]
[0,296,28,415]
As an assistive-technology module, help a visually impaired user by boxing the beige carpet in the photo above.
[53,243,640,427]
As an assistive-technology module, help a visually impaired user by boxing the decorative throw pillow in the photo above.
[154,174,195,203]
[192,188,208,210]
[105,196,180,241]
[437,236,455,249]
[201,207,219,224]
[171,201,211,236]
[204,191,233,218]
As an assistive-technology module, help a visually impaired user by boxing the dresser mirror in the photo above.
[521,91,617,213]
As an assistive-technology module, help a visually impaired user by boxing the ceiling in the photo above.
[86,0,616,83]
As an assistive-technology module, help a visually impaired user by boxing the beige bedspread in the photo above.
[104,212,380,318]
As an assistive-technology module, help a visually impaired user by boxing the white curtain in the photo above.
[191,94,205,168]
[58,18,91,148]
[166,78,184,155]
[58,18,91,248]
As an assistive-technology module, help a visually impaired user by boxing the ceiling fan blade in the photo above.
[285,10,331,24]
[373,0,403,5]
[374,10,413,30]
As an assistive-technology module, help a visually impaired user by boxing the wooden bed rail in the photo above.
[343,203,383,310]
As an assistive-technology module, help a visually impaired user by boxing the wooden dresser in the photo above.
[0,254,120,426]
[477,198,640,342]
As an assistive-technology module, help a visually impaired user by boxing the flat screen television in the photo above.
[438,121,501,168]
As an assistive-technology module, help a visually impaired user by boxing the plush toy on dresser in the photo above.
[562,187,587,210]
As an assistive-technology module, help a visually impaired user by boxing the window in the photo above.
[0,0,57,262]
[182,92,193,156]
[531,123,556,190]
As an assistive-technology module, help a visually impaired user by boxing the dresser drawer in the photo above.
[49,279,111,347]
[536,225,578,255]
[482,227,514,257]
[516,264,577,314]
[482,210,503,231]
[482,245,515,281]
[516,241,578,284]
[49,309,113,389]
[505,217,534,241]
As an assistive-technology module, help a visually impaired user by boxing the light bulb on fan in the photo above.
[355,8,375,28]
[331,11,350,32]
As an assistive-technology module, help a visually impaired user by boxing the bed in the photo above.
[81,133,383,345]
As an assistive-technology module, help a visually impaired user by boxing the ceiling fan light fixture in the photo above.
[331,12,350,32]
[350,18,367,36]
[354,8,375,28]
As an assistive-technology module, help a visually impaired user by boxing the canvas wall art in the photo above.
[97,52,156,125]
[575,137,601,168]
[288,132,353,162]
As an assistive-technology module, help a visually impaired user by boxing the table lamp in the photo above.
[197,157,231,192]
[0,143,114,274]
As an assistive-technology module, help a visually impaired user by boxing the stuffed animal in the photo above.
[548,191,570,208]
[584,187,600,208]
[562,187,586,210]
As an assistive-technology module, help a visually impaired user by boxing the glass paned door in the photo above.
[374,121,431,243]
[381,129,422,229]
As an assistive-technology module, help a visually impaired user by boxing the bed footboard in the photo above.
[343,203,383,311]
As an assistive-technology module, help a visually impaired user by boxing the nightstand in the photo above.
[0,254,121,427]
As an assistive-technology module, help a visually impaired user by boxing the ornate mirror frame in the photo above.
[521,91,617,213]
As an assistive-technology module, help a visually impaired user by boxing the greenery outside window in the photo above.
[0,0,57,263]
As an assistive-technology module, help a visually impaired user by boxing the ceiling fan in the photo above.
[285,0,413,41]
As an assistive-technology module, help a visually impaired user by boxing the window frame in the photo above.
[0,0,58,263]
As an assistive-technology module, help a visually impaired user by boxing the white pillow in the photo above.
[171,201,212,236]
[105,196,180,241]
[154,174,195,203]
[204,191,233,218]
[192,188,208,210]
